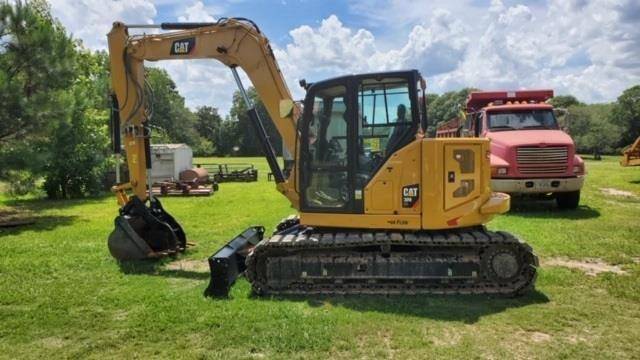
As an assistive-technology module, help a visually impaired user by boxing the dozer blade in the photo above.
[204,226,264,297]
[108,197,187,261]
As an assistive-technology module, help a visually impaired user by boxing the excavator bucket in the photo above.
[108,197,187,261]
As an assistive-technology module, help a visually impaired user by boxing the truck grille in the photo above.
[517,146,568,175]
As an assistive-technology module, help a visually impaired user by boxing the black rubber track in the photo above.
[245,226,538,296]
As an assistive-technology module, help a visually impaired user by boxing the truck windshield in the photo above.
[488,110,558,131]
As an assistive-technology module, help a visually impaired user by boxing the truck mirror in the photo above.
[554,108,568,117]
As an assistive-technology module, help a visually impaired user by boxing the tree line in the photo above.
[0,1,637,199]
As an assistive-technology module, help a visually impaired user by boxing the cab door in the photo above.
[300,80,356,213]
[299,71,421,215]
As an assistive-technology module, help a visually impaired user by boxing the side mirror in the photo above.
[554,108,568,117]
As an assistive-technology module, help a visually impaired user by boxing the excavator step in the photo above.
[245,227,538,296]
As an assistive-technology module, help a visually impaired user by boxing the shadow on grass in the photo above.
[269,290,549,323]
[1,194,112,211]
[508,198,600,220]
[0,214,78,235]
[118,258,549,323]
[117,259,211,281]
[630,179,640,185]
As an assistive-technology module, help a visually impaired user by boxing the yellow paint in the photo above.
[300,213,421,230]
[368,180,393,212]
[300,138,508,231]
[443,144,481,210]
[364,139,421,215]
[421,138,505,230]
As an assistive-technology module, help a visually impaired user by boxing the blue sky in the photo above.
[49,0,640,114]
[155,1,358,44]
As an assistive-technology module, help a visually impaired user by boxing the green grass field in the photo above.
[1,156,639,359]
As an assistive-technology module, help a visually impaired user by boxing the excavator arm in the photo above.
[108,19,300,207]
[106,19,300,261]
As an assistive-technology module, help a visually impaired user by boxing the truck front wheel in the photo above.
[556,191,580,209]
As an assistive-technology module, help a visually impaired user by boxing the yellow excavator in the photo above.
[107,18,537,297]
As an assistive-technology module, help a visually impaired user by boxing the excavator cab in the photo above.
[298,71,423,213]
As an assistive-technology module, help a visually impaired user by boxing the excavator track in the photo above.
[246,226,537,296]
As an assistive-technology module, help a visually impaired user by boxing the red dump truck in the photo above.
[437,90,585,209]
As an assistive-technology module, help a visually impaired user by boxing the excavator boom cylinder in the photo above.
[230,66,285,183]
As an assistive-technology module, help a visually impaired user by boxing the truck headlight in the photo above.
[573,165,583,174]
[492,167,508,176]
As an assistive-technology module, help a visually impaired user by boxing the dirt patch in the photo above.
[530,331,552,343]
[164,259,209,273]
[112,309,129,321]
[600,187,638,198]
[431,328,461,347]
[39,336,68,349]
[544,257,627,276]
[566,334,588,344]
[513,330,551,344]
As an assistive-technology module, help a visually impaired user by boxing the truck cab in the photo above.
[437,90,585,209]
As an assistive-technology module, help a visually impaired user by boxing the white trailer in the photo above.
[150,144,193,183]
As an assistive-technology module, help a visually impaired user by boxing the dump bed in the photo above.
[466,90,554,112]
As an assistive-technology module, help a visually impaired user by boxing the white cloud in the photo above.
[47,0,640,114]
[177,1,217,23]
[149,59,237,114]
[47,0,234,113]
[273,12,468,100]
[149,1,236,114]
[49,0,157,50]
[348,0,639,102]
[434,0,640,102]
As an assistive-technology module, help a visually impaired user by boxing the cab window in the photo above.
[357,78,413,184]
